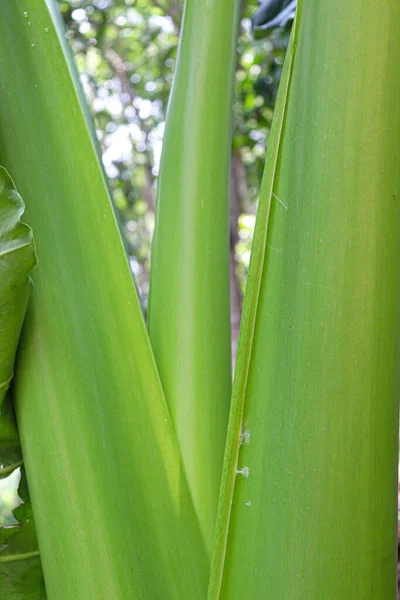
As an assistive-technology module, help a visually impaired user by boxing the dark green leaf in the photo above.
[0,167,37,410]
[252,0,297,33]
[0,469,45,599]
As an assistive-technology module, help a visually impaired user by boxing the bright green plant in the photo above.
[0,2,207,599]
[209,2,400,598]
[1,0,400,599]
[148,0,239,554]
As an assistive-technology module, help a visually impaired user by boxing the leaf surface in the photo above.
[148,0,239,554]
[211,0,400,597]
[0,3,208,599]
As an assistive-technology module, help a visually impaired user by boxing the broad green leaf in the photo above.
[148,0,240,554]
[208,19,298,599]
[0,2,208,599]
[211,0,400,598]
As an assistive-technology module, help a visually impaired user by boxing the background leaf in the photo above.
[0,167,36,411]
[0,168,42,597]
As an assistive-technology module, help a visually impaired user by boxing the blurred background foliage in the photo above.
[57,0,290,311]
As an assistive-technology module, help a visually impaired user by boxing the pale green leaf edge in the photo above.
[207,6,302,597]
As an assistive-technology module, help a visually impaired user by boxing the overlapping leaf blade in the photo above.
[148,0,240,554]
[0,168,43,597]
[211,0,400,597]
[0,2,208,599]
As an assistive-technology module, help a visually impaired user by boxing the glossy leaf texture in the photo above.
[0,166,36,411]
[148,0,240,553]
[207,22,298,599]
[0,168,43,597]
[211,0,400,598]
[0,166,32,474]
[0,2,208,599]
